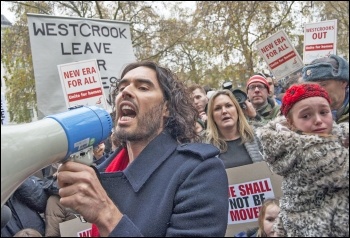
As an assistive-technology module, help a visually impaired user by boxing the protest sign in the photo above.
[27,14,135,118]
[57,59,108,110]
[303,19,337,64]
[257,30,303,79]
[225,161,283,237]
[59,217,92,237]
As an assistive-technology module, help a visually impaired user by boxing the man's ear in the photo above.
[340,81,348,90]
[163,102,170,117]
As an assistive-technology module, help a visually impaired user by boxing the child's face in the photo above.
[263,204,280,237]
[288,97,333,134]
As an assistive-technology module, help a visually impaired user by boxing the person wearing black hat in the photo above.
[302,54,349,123]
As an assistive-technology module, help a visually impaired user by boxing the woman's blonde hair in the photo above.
[205,89,254,152]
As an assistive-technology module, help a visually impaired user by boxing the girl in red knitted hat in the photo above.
[256,83,349,237]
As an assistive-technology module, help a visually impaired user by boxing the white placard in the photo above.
[225,162,283,237]
[57,59,108,110]
[257,30,304,79]
[228,178,276,225]
[27,14,135,118]
[303,19,337,64]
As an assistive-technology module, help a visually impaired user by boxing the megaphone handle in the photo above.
[62,162,102,223]
[65,208,88,223]
[67,147,94,166]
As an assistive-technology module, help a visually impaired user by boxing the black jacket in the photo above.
[1,176,49,237]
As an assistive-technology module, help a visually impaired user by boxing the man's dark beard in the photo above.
[115,103,164,142]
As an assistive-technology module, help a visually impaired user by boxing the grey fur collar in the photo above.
[256,116,348,176]
[256,116,349,236]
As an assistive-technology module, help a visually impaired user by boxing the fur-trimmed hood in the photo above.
[256,116,348,176]
[256,116,349,237]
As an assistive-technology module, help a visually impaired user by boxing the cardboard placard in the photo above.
[225,161,283,237]
[256,30,304,80]
[59,217,92,237]
[303,19,337,64]
[27,14,136,118]
[57,59,108,110]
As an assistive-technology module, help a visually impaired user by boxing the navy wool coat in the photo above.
[97,131,229,237]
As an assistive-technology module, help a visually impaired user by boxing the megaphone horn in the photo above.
[1,106,113,207]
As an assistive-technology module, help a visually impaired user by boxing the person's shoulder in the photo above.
[271,103,281,115]
[176,142,219,160]
[334,121,349,129]
[332,121,349,139]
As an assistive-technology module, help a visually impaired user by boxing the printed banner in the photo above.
[228,178,275,225]
[225,161,283,237]
[59,217,92,237]
[27,14,135,118]
[303,19,337,64]
[57,59,108,110]
[257,30,304,80]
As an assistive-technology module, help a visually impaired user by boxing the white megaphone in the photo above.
[1,105,113,207]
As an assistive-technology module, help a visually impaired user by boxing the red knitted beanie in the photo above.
[246,75,270,94]
[281,83,331,116]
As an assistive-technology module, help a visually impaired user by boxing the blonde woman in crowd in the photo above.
[205,89,263,168]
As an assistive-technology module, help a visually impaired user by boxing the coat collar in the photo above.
[123,131,178,192]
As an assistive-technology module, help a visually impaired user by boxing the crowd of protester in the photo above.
[1,54,348,237]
